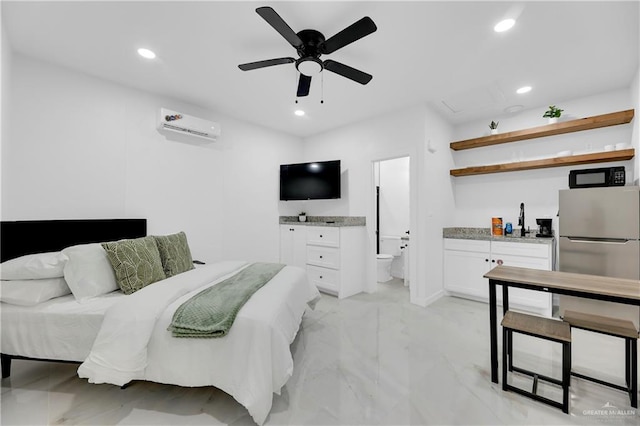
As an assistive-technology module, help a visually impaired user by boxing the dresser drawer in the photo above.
[306,227,340,247]
[307,265,339,294]
[306,245,340,269]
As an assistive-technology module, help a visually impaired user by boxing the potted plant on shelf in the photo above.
[489,120,499,135]
[298,211,307,222]
[543,105,564,124]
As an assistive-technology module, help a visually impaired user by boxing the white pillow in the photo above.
[62,243,119,303]
[0,251,67,280]
[0,278,71,306]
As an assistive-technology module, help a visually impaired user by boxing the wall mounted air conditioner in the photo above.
[158,108,221,141]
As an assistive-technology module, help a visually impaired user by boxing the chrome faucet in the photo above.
[518,202,526,237]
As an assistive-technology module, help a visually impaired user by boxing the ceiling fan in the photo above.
[238,6,377,97]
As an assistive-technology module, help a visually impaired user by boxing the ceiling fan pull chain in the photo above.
[321,70,324,104]
[295,68,299,104]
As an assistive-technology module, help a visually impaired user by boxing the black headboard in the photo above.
[0,219,147,262]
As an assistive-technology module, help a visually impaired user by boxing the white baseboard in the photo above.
[410,289,445,307]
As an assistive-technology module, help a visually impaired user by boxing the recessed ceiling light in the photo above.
[294,110,305,117]
[137,48,156,59]
[494,19,515,33]
[516,86,532,94]
[504,104,524,114]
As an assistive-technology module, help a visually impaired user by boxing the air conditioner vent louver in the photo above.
[157,108,220,142]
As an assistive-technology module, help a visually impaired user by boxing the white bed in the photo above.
[0,219,320,425]
[1,290,124,361]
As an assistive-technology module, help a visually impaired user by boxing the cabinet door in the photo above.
[492,253,551,316]
[444,249,491,300]
[279,225,307,268]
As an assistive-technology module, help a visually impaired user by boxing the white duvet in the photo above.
[78,261,320,425]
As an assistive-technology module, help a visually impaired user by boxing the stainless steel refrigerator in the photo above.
[558,186,640,328]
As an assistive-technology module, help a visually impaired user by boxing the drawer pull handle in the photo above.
[320,235,323,238]
[319,255,323,259]
[319,276,323,279]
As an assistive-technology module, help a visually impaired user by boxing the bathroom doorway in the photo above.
[374,156,410,290]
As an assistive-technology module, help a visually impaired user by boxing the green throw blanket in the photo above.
[168,262,285,338]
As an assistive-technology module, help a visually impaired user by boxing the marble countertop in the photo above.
[443,227,554,245]
[280,216,366,227]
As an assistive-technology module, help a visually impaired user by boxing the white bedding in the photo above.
[77,260,319,425]
[1,290,125,361]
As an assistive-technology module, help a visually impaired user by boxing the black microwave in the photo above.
[569,166,625,188]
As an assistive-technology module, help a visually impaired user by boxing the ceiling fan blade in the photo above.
[238,57,295,71]
[297,74,312,97]
[256,6,303,49]
[323,60,372,85]
[321,16,377,54]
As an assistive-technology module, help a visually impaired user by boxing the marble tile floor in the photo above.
[2,279,638,425]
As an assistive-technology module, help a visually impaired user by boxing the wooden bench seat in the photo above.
[562,310,638,339]
[502,310,571,342]
[561,310,638,408]
[501,310,571,414]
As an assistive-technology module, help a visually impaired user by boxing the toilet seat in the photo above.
[377,254,393,260]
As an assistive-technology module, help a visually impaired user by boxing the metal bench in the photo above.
[562,310,638,408]
[501,310,572,413]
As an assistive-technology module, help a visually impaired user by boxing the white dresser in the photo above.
[280,222,366,298]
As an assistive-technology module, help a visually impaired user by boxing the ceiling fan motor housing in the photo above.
[296,29,326,57]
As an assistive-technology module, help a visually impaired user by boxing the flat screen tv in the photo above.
[280,160,341,201]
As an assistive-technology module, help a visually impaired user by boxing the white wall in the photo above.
[632,66,640,183]
[302,105,455,306]
[3,54,303,263]
[1,16,12,218]
[450,89,636,237]
[378,156,410,239]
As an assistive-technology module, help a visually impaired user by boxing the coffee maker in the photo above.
[536,218,553,238]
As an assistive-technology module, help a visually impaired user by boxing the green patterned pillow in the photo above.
[101,236,166,295]
[153,232,195,278]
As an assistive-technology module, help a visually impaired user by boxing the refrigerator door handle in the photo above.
[565,237,632,244]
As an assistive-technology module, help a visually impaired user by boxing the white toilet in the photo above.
[376,235,402,282]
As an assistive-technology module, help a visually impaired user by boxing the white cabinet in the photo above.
[444,238,554,316]
[307,226,366,299]
[443,239,491,300]
[280,224,365,299]
[279,225,307,269]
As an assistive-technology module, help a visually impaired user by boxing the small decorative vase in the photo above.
[299,215,306,222]
[490,129,498,135]
[548,117,558,124]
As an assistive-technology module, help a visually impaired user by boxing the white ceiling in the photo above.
[3,1,639,138]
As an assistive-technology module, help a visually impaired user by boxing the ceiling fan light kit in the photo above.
[238,6,377,99]
[296,57,323,76]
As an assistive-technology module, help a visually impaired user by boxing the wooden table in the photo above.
[483,266,640,385]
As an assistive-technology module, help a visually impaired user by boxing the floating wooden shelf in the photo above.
[450,109,634,151]
[450,149,635,177]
